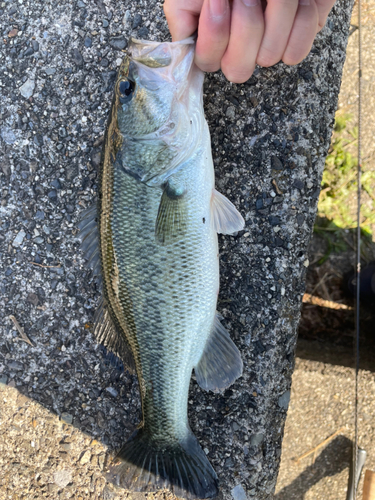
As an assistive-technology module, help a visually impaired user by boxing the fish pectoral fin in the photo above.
[155,182,188,245]
[195,312,243,393]
[94,298,136,374]
[77,204,102,286]
[106,427,218,498]
[210,189,245,235]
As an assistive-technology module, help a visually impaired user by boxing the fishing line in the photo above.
[353,0,362,496]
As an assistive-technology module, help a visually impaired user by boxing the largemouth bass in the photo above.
[79,36,244,499]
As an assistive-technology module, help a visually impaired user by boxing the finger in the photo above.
[282,1,318,65]
[315,0,336,31]
[257,0,299,68]
[195,0,231,72]
[164,0,203,41]
[221,0,264,83]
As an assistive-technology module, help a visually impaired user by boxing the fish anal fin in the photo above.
[211,189,245,235]
[155,182,188,245]
[94,299,136,374]
[195,313,243,393]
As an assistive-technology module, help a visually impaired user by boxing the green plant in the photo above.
[314,113,375,261]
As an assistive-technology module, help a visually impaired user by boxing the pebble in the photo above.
[132,13,142,29]
[0,375,8,391]
[53,469,72,488]
[278,390,291,410]
[102,19,109,28]
[1,127,16,145]
[296,214,304,226]
[138,27,149,38]
[44,67,56,75]
[27,293,39,306]
[33,236,44,244]
[19,79,35,99]
[72,48,83,66]
[80,450,91,465]
[250,433,264,446]
[35,210,44,220]
[231,484,248,500]
[123,10,132,26]
[91,152,101,169]
[24,47,34,57]
[61,413,73,425]
[293,179,305,190]
[105,387,118,397]
[271,157,283,170]
[84,37,92,48]
[8,361,24,371]
[48,190,57,199]
[13,229,26,247]
[31,40,39,52]
[269,216,281,226]
[8,28,18,38]
[109,36,127,50]
[226,106,236,119]
[100,58,109,68]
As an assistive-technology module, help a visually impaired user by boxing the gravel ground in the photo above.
[0,0,353,498]
[338,1,375,172]
[275,359,375,499]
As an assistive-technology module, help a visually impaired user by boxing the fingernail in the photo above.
[299,0,310,5]
[241,0,259,6]
[209,0,228,18]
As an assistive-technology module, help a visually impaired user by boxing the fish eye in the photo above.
[118,79,135,104]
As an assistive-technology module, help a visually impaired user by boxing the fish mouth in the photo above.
[128,36,196,69]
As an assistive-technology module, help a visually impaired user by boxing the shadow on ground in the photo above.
[296,218,375,371]
[275,436,352,500]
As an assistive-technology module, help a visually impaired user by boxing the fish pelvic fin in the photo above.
[195,313,243,393]
[210,189,245,235]
[106,427,218,499]
[155,182,188,245]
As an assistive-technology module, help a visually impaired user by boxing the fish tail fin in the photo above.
[106,427,218,499]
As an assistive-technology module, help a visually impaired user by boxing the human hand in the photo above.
[164,0,336,83]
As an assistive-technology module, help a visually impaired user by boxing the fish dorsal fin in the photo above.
[155,182,188,245]
[211,189,245,235]
[194,313,243,393]
[77,204,102,286]
[78,207,135,373]
[94,298,136,374]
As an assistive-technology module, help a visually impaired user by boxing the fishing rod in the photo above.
[345,1,375,498]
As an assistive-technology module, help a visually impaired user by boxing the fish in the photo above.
[78,36,244,499]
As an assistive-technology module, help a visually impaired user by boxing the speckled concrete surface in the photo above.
[0,0,354,498]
